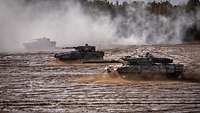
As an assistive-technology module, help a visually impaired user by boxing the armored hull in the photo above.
[55,51,104,60]
[116,64,184,79]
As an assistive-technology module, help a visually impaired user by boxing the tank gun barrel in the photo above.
[62,47,76,49]
[83,60,121,64]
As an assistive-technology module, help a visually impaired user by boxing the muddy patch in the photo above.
[77,73,131,85]
[76,73,185,86]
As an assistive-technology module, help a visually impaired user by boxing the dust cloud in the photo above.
[0,0,198,52]
[77,73,175,85]
[116,6,195,45]
[0,0,116,52]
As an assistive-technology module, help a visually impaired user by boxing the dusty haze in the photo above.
[0,0,197,52]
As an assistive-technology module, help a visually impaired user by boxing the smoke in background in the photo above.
[0,0,198,52]
[0,0,117,52]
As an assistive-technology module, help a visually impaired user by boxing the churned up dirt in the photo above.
[0,43,200,113]
[77,73,132,85]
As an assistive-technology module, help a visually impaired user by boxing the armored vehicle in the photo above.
[106,52,184,79]
[54,44,104,60]
[23,37,56,51]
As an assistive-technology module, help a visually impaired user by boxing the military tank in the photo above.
[54,44,104,60]
[23,37,56,51]
[106,52,184,79]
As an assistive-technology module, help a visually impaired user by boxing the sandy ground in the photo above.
[0,44,200,113]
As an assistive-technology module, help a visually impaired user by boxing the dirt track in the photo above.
[0,44,200,113]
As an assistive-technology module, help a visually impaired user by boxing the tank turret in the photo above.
[55,44,104,60]
[121,52,173,65]
[63,44,96,52]
[106,52,184,79]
